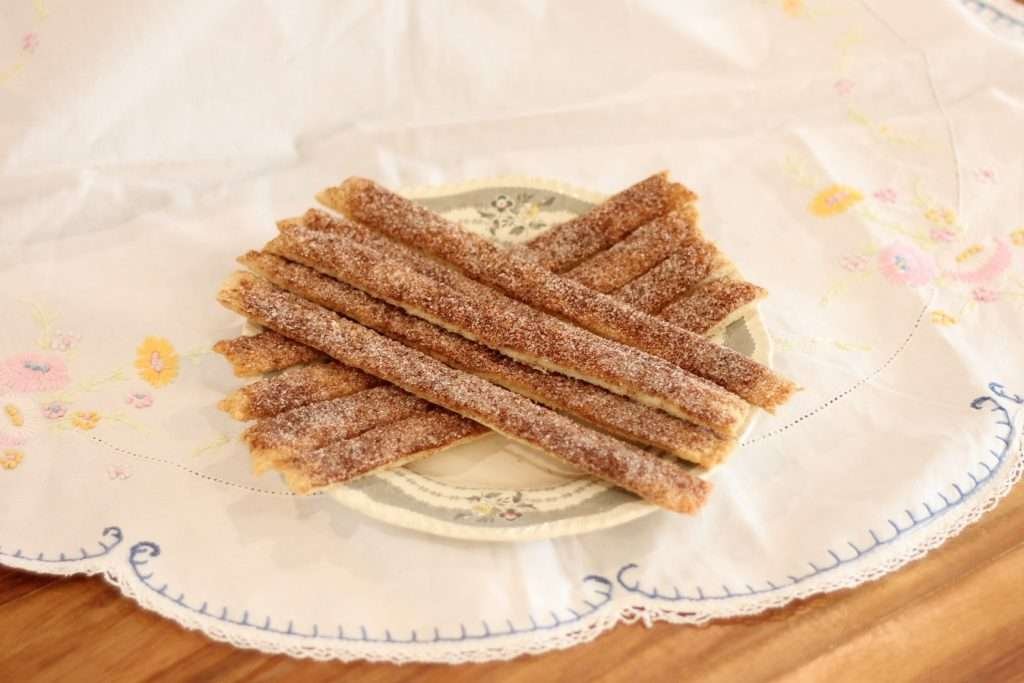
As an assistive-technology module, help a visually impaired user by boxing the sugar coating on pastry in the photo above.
[661,277,767,336]
[267,222,747,437]
[219,361,381,420]
[213,330,325,376]
[566,207,698,292]
[217,272,711,513]
[511,173,695,272]
[321,178,796,411]
[241,248,734,465]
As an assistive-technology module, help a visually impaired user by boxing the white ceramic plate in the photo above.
[326,178,772,542]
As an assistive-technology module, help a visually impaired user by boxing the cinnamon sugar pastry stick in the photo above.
[319,179,796,410]
[240,249,733,465]
[213,330,325,376]
[661,277,767,336]
[217,273,710,513]
[245,385,433,473]
[266,223,746,437]
[219,361,381,420]
[565,207,698,292]
[613,240,724,314]
[518,173,695,272]
[263,411,488,494]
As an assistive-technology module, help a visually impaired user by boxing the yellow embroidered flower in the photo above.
[4,404,23,427]
[956,245,983,263]
[783,0,804,16]
[809,185,863,217]
[930,311,958,326]
[1012,229,1024,247]
[71,411,101,430]
[1,449,24,470]
[924,207,957,226]
[135,336,179,388]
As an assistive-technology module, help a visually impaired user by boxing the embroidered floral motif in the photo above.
[877,243,936,287]
[1,449,23,470]
[971,287,999,303]
[1012,229,1024,247]
[873,188,897,204]
[71,411,101,431]
[41,401,67,420]
[47,331,79,352]
[135,337,179,388]
[107,465,131,480]
[929,227,956,243]
[21,33,38,53]
[5,404,24,428]
[0,352,70,393]
[455,491,537,522]
[782,0,804,17]
[924,207,957,226]
[0,431,25,448]
[809,185,863,217]
[929,311,958,326]
[125,392,154,409]
[953,239,1011,284]
[840,255,871,272]
[833,79,855,96]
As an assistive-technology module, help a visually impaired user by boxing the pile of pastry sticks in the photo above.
[213,173,796,514]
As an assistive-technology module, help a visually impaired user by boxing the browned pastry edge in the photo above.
[264,412,489,493]
[212,330,326,376]
[217,272,711,513]
[245,384,431,455]
[661,277,768,336]
[218,361,381,420]
[268,220,747,437]
[240,249,735,465]
[565,206,698,292]
[514,172,696,272]
[319,177,796,411]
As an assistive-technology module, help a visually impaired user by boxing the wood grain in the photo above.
[1,481,1022,682]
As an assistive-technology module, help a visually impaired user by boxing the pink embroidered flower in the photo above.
[954,238,1012,284]
[48,332,79,352]
[833,79,855,96]
[41,402,67,420]
[0,432,26,448]
[972,287,999,303]
[125,392,154,409]
[877,243,936,286]
[929,227,956,243]
[21,33,38,53]
[873,188,897,204]
[840,255,871,272]
[0,353,70,393]
[107,465,131,480]
[974,168,996,183]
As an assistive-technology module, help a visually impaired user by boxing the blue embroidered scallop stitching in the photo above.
[617,382,1021,602]
[0,526,122,564]
[127,540,614,645]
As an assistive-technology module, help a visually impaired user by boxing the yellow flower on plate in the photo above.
[71,411,101,430]
[1012,229,1024,247]
[809,185,863,217]
[930,310,957,326]
[2,449,24,470]
[135,336,179,388]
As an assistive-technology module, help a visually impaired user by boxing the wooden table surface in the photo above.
[2,479,1022,682]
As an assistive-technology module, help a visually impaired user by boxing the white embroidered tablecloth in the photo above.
[1,0,1022,663]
